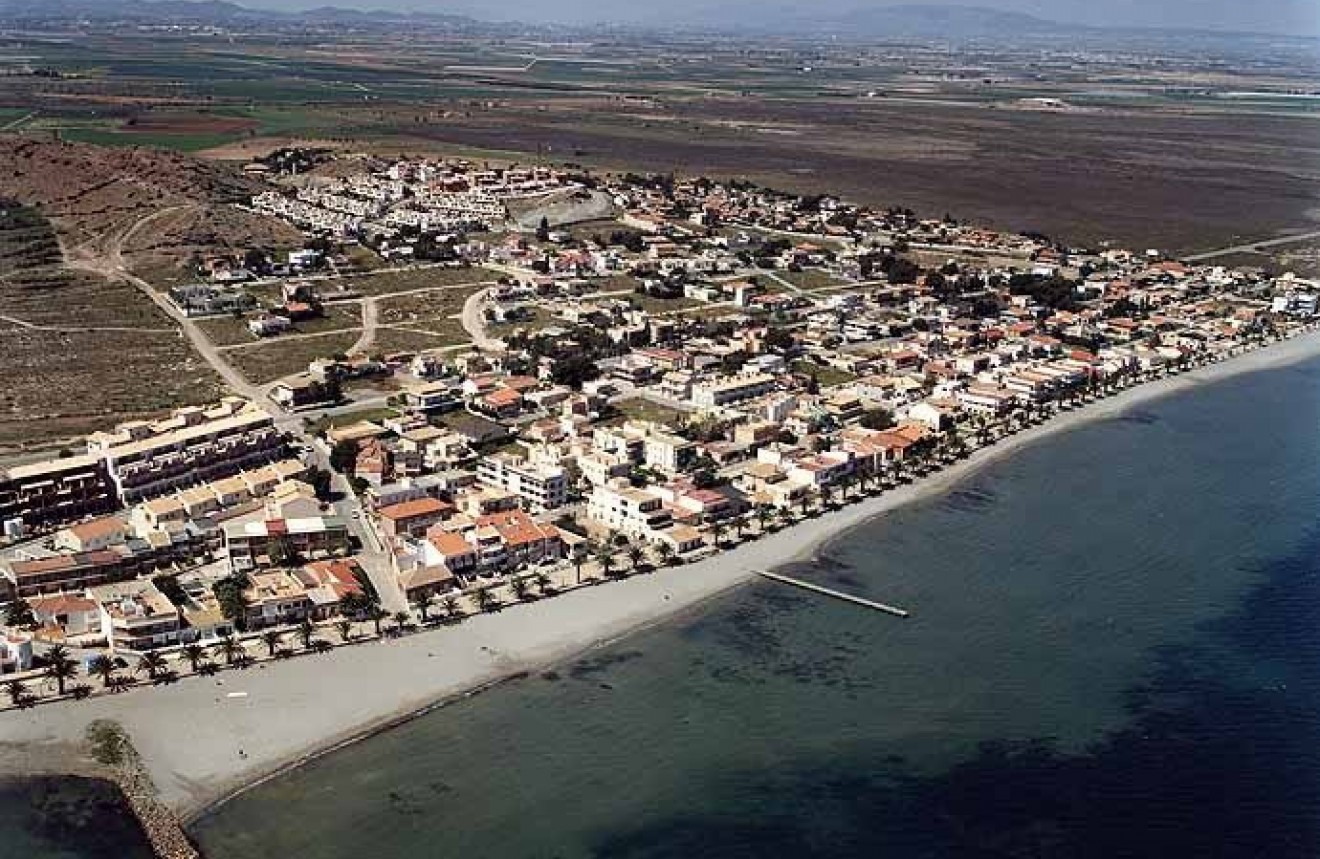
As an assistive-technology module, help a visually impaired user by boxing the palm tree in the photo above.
[260,630,284,658]
[755,503,771,533]
[136,651,167,680]
[510,576,531,601]
[367,605,388,637]
[412,592,434,624]
[392,611,411,633]
[710,519,727,548]
[5,678,29,707]
[442,595,461,621]
[626,544,645,572]
[89,655,117,689]
[571,546,587,585]
[655,540,675,567]
[214,634,243,666]
[334,619,354,643]
[597,547,618,579]
[43,644,78,696]
[534,571,553,595]
[474,585,498,613]
[297,618,316,649]
[179,643,207,674]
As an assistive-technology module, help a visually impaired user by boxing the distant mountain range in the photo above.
[0,0,1311,41]
[0,0,486,29]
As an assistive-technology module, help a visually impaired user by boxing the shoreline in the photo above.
[3,329,1320,832]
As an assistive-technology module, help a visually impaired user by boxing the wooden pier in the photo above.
[755,570,910,618]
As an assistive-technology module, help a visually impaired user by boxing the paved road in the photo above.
[1182,229,1320,262]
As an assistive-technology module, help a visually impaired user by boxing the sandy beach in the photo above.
[3,329,1319,823]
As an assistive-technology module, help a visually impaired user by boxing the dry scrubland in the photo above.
[0,201,221,452]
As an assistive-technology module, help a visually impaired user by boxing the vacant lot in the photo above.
[603,397,690,427]
[327,266,499,298]
[225,331,362,384]
[371,327,466,356]
[197,305,362,347]
[781,268,850,291]
[377,286,485,345]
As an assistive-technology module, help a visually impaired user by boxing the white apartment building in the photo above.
[475,453,568,511]
[691,373,776,409]
[87,399,284,503]
[587,480,673,540]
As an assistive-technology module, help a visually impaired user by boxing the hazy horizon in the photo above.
[228,0,1320,37]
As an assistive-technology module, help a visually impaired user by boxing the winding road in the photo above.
[1182,229,1320,263]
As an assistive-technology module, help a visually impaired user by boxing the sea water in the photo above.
[182,355,1320,856]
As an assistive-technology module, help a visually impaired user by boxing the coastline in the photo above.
[3,329,1319,830]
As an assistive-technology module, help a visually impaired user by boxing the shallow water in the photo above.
[0,776,155,859]
[188,355,1320,856]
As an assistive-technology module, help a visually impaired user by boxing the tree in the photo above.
[474,586,498,613]
[43,644,78,696]
[5,597,36,629]
[5,678,30,708]
[213,574,251,632]
[297,618,316,649]
[442,595,461,621]
[329,439,359,474]
[626,544,645,571]
[136,652,167,681]
[412,592,434,624]
[510,576,530,601]
[597,547,619,579]
[710,519,727,548]
[550,354,601,390]
[179,643,207,673]
[859,408,894,431]
[214,634,244,666]
[261,630,284,657]
[536,215,551,242]
[534,571,553,595]
[572,545,588,584]
[334,619,354,643]
[756,504,772,533]
[655,541,675,567]
[89,655,118,689]
[367,605,388,637]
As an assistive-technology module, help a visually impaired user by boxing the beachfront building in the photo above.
[223,515,351,574]
[89,579,182,653]
[475,452,568,512]
[2,550,140,599]
[376,497,455,539]
[87,399,285,503]
[587,480,673,540]
[0,454,118,538]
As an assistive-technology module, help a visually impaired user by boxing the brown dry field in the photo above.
[388,98,1320,254]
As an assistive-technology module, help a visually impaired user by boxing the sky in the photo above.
[239,0,1320,36]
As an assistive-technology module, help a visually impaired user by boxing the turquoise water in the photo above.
[189,356,1320,855]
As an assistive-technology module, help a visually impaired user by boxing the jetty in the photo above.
[755,570,910,618]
